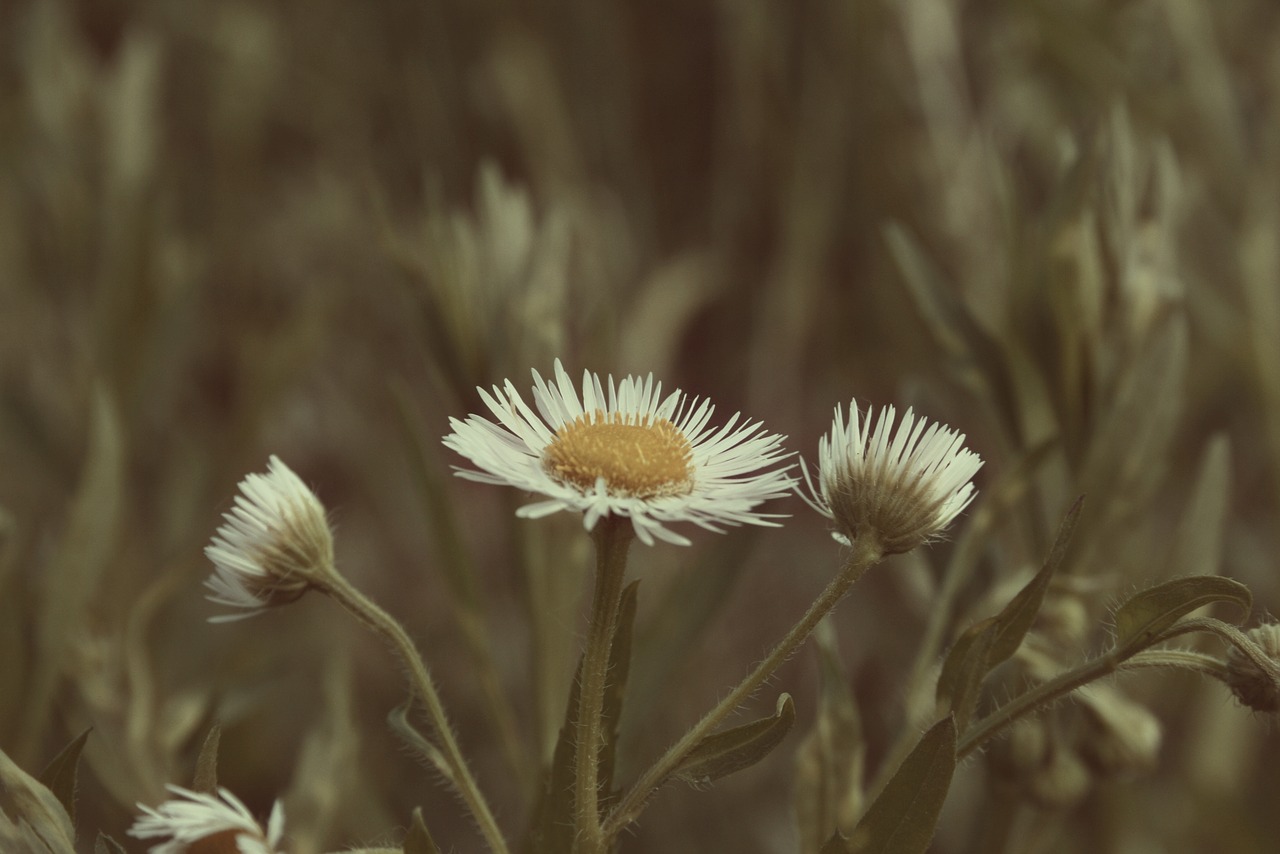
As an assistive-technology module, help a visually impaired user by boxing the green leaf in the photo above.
[38,728,91,828]
[936,498,1083,729]
[94,834,129,854]
[673,693,797,786]
[402,807,443,854]
[599,580,639,809]
[934,618,997,732]
[836,716,957,854]
[986,497,1083,667]
[192,724,221,793]
[387,703,452,782]
[1112,576,1252,654]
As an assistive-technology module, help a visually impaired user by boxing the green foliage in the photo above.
[403,808,444,854]
[37,728,91,830]
[824,716,957,854]
[1112,577,1253,656]
[673,693,796,786]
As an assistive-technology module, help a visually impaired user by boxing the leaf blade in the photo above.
[673,693,797,786]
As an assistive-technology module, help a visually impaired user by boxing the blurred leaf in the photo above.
[37,728,90,828]
[1168,435,1230,578]
[94,834,128,854]
[674,693,796,786]
[0,744,76,853]
[795,624,865,854]
[827,716,956,854]
[388,703,452,782]
[1113,577,1252,654]
[192,724,221,793]
[25,386,125,750]
[883,222,1023,445]
[528,581,639,853]
[403,807,442,854]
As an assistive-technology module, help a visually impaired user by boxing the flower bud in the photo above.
[1225,623,1280,713]
[800,402,982,554]
[204,455,336,621]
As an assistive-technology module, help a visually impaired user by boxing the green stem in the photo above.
[600,534,884,844]
[575,517,634,854]
[319,571,511,854]
[957,652,1120,761]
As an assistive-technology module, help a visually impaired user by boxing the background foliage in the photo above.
[4,0,1280,851]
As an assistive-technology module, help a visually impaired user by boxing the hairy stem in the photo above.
[320,572,511,854]
[574,517,634,854]
[601,534,883,844]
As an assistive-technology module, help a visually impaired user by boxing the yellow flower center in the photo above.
[543,410,694,498]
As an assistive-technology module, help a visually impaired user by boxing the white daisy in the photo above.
[800,401,982,554]
[443,359,796,546]
[204,455,334,622]
[129,785,285,854]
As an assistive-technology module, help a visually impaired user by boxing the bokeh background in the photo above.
[5,0,1280,851]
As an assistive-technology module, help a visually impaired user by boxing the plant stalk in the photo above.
[600,534,883,844]
[320,571,511,854]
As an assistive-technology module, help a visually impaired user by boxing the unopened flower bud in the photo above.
[1225,623,1280,713]
[204,455,336,622]
[800,402,982,554]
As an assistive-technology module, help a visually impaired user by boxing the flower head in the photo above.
[800,401,982,554]
[204,455,335,621]
[443,359,795,546]
[129,786,285,854]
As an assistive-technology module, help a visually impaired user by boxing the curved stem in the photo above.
[957,652,1119,761]
[320,572,511,854]
[601,535,884,844]
[574,518,633,854]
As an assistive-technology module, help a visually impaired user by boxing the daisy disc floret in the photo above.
[800,401,983,554]
[204,455,335,621]
[129,785,285,854]
[443,359,796,546]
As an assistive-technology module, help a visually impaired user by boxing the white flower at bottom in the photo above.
[800,401,982,554]
[443,359,796,546]
[204,455,335,622]
[129,786,285,854]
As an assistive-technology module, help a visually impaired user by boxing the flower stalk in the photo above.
[574,516,635,854]
[317,572,511,854]
[601,532,884,843]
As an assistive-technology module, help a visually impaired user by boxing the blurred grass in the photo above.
[5,0,1280,851]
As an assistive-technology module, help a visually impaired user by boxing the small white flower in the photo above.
[800,401,982,554]
[129,785,285,854]
[443,359,795,546]
[204,455,334,622]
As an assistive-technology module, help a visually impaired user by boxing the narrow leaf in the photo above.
[840,716,957,854]
[599,580,639,809]
[1168,435,1230,579]
[95,834,129,854]
[986,496,1083,667]
[402,807,443,854]
[387,703,452,782]
[673,693,797,785]
[192,724,221,793]
[935,619,996,732]
[38,728,91,828]
[1113,576,1252,654]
